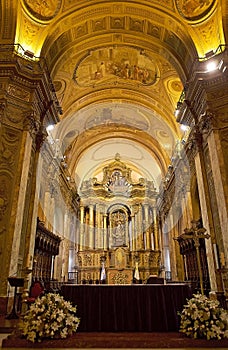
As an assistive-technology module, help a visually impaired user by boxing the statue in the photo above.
[113,220,125,246]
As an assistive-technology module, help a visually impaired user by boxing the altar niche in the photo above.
[109,207,129,248]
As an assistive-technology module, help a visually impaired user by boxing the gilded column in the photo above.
[89,204,94,249]
[95,205,103,249]
[131,214,135,251]
[103,214,108,250]
[137,204,143,250]
[153,206,159,250]
[79,206,84,250]
[144,204,151,250]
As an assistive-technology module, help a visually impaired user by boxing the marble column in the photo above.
[0,50,60,313]
[194,139,221,292]
[207,132,228,269]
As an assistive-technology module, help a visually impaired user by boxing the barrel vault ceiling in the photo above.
[1,0,226,190]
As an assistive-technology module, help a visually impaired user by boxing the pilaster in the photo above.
[175,49,228,296]
[0,47,60,312]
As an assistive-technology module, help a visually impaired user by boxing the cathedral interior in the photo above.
[0,0,228,314]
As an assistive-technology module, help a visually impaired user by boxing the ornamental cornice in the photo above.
[7,83,30,102]
[0,47,61,125]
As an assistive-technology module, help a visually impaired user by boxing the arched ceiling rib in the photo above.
[55,100,182,144]
[75,138,163,191]
[43,6,196,81]
[65,125,170,175]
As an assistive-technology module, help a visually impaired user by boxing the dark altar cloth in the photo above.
[61,284,192,332]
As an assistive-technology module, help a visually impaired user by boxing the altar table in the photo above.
[61,284,192,332]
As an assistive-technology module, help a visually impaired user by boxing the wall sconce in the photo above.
[174,102,183,117]
[24,50,35,59]
[204,50,215,59]
[205,59,227,73]
[200,45,227,73]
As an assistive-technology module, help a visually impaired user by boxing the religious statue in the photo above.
[113,220,124,246]
[111,211,126,246]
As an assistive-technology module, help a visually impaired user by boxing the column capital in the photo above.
[23,112,48,150]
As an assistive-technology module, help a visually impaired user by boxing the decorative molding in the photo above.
[7,84,30,102]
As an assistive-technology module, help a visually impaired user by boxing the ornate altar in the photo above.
[77,154,161,284]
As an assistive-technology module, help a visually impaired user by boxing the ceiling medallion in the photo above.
[175,0,215,21]
[73,46,159,88]
[23,0,62,21]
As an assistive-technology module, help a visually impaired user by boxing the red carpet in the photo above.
[2,331,228,348]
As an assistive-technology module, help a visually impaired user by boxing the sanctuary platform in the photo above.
[61,283,192,332]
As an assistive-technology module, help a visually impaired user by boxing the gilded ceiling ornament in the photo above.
[23,0,62,21]
[170,80,183,93]
[22,18,39,46]
[175,0,215,21]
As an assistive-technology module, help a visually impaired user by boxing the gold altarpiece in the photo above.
[77,154,161,284]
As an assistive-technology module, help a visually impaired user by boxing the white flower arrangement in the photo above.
[179,292,228,340]
[19,293,80,342]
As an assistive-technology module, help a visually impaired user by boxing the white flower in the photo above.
[179,292,228,340]
[19,292,80,343]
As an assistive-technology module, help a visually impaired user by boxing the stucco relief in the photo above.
[175,0,215,20]
[0,130,20,168]
[0,179,8,222]
[74,46,158,88]
[8,84,30,102]
[23,0,62,21]
[0,176,12,247]
[5,106,24,125]
[21,18,41,47]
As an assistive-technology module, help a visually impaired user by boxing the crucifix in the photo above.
[181,220,210,295]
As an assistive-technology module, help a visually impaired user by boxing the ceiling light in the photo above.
[180,124,188,131]
[206,61,217,72]
[46,124,54,131]
[174,109,180,117]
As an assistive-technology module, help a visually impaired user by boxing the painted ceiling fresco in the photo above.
[74,46,158,87]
